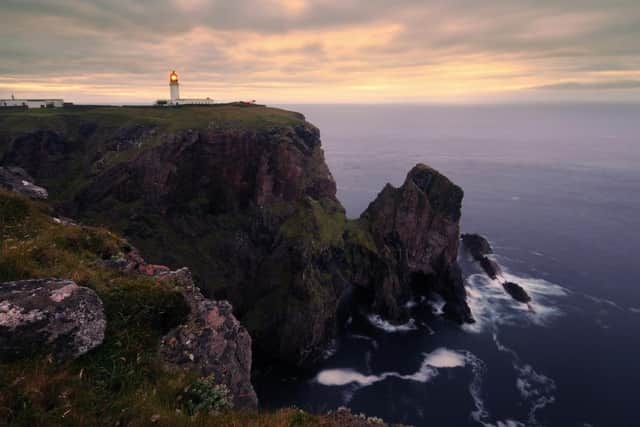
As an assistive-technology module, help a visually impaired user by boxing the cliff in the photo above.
[0,105,472,370]
[0,186,407,426]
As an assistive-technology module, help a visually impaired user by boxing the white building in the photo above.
[166,71,214,106]
[0,94,64,108]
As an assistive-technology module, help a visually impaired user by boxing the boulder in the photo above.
[461,233,502,279]
[479,256,502,280]
[461,233,493,260]
[0,279,105,361]
[158,268,258,409]
[503,281,532,303]
[0,166,48,200]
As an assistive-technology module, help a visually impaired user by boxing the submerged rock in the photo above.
[479,256,502,280]
[503,281,532,303]
[462,233,502,279]
[462,233,532,304]
[0,279,105,361]
[0,166,48,199]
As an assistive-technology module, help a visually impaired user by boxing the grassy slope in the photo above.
[0,189,370,427]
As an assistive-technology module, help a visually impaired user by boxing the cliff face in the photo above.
[358,165,472,323]
[0,105,472,368]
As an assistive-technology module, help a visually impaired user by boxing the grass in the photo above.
[0,189,382,427]
[0,104,305,135]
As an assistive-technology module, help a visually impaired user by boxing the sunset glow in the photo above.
[1,1,639,103]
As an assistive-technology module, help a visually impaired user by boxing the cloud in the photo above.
[1,0,639,102]
[532,80,640,90]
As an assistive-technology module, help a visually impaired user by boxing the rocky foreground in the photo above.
[0,104,475,426]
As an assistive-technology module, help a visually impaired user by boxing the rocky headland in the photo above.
[0,104,474,426]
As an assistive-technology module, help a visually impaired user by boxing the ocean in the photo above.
[258,104,640,427]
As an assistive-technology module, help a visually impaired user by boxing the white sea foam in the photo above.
[580,293,624,310]
[423,348,467,368]
[463,270,567,333]
[315,347,466,389]
[493,333,556,425]
[316,369,381,386]
[630,307,640,314]
[427,294,446,315]
[367,314,418,332]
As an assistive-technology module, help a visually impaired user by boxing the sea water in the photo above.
[257,103,640,427]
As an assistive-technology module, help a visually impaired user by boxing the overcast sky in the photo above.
[1,0,639,103]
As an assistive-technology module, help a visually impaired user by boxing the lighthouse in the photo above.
[169,70,180,104]
[159,70,214,106]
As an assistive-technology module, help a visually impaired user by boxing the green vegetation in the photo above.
[0,189,379,426]
[279,197,347,248]
[0,104,305,135]
[182,375,233,416]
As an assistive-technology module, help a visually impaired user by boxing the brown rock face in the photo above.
[0,279,106,361]
[359,164,472,323]
[73,124,335,214]
[364,165,463,272]
[158,268,258,409]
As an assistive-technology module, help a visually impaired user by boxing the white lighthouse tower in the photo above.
[161,70,214,106]
[169,70,180,104]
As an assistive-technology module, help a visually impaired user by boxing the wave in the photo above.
[463,271,567,334]
[367,314,418,332]
[315,347,466,394]
[493,332,556,426]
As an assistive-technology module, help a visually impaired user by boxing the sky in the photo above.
[1,0,639,104]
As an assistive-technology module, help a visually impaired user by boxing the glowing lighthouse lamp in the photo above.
[169,70,180,104]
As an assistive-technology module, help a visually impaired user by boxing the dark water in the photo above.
[258,104,640,427]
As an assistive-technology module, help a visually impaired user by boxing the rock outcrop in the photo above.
[158,268,258,409]
[0,106,473,368]
[462,233,531,305]
[461,233,493,258]
[105,248,258,408]
[0,279,105,361]
[0,166,48,199]
[356,164,472,323]
[462,233,502,279]
[503,281,532,303]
